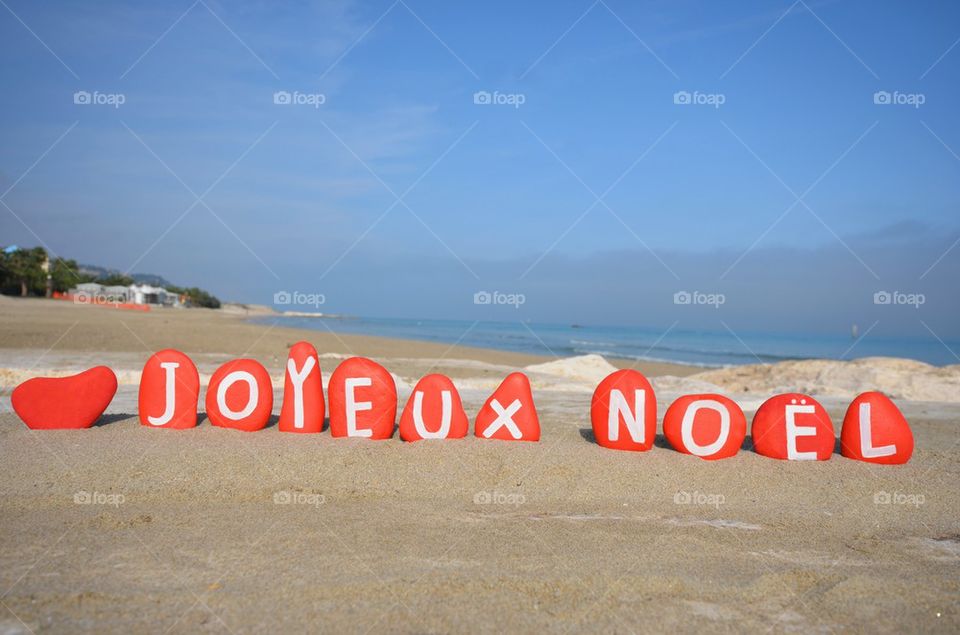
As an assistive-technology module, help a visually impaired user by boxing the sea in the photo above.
[252,316,960,368]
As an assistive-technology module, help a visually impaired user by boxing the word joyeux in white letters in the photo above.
[9,342,913,464]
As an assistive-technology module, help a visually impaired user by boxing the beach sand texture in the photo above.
[1,298,958,633]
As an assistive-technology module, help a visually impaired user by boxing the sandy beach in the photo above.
[1,297,958,633]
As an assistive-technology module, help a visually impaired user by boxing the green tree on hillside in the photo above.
[50,258,94,292]
[98,273,134,286]
[3,247,47,296]
[166,285,221,309]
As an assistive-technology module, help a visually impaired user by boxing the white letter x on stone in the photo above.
[482,399,523,439]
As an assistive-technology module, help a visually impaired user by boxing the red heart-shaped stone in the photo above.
[328,357,397,439]
[139,349,199,429]
[475,372,540,442]
[12,366,118,429]
[663,393,745,460]
[399,374,468,442]
[840,391,913,464]
[752,393,834,461]
[590,369,657,452]
[204,359,273,432]
[279,341,325,433]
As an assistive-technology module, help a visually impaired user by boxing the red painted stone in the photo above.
[328,357,397,439]
[278,341,325,433]
[204,359,273,432]
[138,349,199,429]
[840,391,913,464]
[12,366,118,429]
[752,393,834,461]
[590,369,656,452]
[663,393,745,460]
[475,372,540,442]
[399,374,468,442]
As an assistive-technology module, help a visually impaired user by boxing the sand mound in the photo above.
[693,357,960,403]
[651,375,726,395]
[218,302,276,316]
[3,346,957,404]
[524,354,619,390]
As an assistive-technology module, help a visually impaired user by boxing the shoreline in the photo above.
[2,296,958,404]
[249,314,739,371]
[0,296,702,378]
[247,308,960,368]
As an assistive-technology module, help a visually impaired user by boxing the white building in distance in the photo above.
[129,284,176,306]
[69,283,180,306]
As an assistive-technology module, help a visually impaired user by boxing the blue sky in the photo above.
[1,0,959,341]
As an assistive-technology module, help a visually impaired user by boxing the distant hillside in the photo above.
[0,246,220,308]
[75,263,219,308]
[78,264,174,288]
[131,273,176,287]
